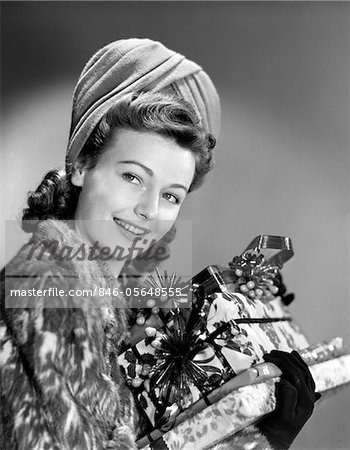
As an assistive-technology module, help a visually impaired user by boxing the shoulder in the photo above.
[1,221,85,333]
[2,222,75,305]
[2,219,104,292]
[1,219,125,334]
[4,220,76,271]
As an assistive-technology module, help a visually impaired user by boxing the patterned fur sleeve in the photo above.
[1,264,138,450]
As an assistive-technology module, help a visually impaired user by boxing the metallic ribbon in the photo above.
[243,235,294,268]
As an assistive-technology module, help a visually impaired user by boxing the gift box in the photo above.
[137,338,350,449]
[118,236,349,447]
[119,302,233,430]
[151,353,350,450]
[191,235,309,370]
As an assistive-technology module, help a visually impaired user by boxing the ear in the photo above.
[71,161,87,187]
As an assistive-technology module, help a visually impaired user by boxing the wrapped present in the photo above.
[192,235,309,370]
[119,299,233,429]
[118,235,349,446]
[153,354,350,450]
[137,337,349,449]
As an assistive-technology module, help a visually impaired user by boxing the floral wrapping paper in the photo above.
[205,291,309,372]
[143,354,350,450]
[309,355,350,392]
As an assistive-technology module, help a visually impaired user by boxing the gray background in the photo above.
[1,1,349,448]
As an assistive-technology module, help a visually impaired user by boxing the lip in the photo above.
[113,217,150,239]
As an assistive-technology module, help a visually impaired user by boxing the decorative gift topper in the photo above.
[121,296,231,429]
[191,235,294,307]
[147,300,229,424]
[127,268,192,328]
[228,235,294,305]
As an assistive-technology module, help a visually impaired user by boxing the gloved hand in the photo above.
[257,350,321,449]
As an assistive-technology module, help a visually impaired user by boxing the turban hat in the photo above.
[66,38,221,173]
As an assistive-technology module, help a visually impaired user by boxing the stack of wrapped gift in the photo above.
[118,236,350,449]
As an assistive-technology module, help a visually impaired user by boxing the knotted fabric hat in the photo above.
[66,38,221,174]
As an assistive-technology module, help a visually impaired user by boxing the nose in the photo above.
[134,191,159,221]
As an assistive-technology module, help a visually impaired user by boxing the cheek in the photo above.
[81,173,106,203]
[155,208,179,237]
[82,173,125,211]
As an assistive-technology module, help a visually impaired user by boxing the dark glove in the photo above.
[257,350,321,449]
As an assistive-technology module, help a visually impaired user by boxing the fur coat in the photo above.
[0,220,137,449]
[0,220,271,450]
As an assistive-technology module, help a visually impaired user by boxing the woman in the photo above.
[1,39,317,449]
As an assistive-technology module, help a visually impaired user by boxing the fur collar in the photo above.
[3,219,129,346]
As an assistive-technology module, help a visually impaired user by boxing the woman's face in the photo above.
[72,128,196,258]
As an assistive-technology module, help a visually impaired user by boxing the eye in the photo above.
[122,172,142,186]
[163,192,180,205]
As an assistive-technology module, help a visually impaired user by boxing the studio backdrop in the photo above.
[1,2,349,448]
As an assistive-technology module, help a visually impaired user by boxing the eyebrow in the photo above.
[168,183,189,194]
[118,160,189,193]
[119,160,153,177]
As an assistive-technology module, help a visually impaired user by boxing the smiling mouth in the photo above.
[113,218,150,237]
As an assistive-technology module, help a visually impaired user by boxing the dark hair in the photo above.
[22,91,216,233]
